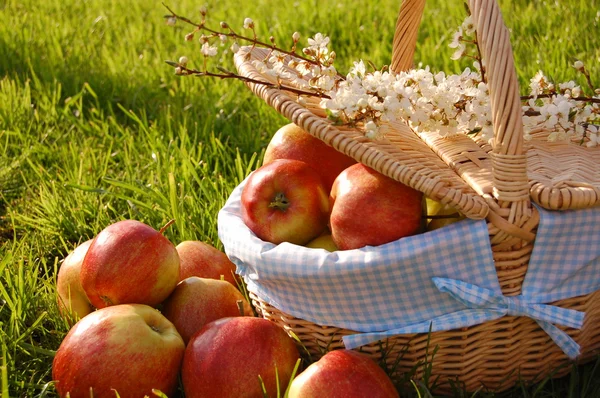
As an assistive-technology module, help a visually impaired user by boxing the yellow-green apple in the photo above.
[56,239,95,323]
[330,163,424,250]
[288,350,399,398]
[80,219,180,308]
[425,197,465,231]
[263,123,357,191]
[305,233,338,252]
[161,276,253,344]
[241,159,330,246]
[52,304,185,398]
[176,240,238,286]
[182,316,300,398]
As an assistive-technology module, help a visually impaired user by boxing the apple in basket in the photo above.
[181,316,300,398]
[425,197,466,231]
[176,240,239,286]
[80,219,180,308]
[241,159,330,246]
[52,304,185,398]
[263,123,357,191]
[305,233,339,252]
[161,276,253,344]
[288,349,399,398]
[330,163,424,250]
[56,239,95,324]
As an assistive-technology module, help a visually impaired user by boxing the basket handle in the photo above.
[391,0,533,237]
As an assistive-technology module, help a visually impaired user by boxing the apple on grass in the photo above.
[288,350,399,398]
[56,239,95,324]
[241,159,330,246]
[263,123,357,191]
[176,240,239,286]
[80,219,180,309]
[182,316,300,398]
[52,304,185,398]
[161,276,254,344]
[330,163,424,250]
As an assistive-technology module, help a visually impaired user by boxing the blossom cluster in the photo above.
[523,70,600,146]
[322,62,492,140]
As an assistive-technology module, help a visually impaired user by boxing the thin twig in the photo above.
[520,94,600,104]
[176,65,331,99]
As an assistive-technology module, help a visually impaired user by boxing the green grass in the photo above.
[1,0,599,396]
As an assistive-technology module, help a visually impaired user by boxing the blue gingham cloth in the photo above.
[218,176,600,359]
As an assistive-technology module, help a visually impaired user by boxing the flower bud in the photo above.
[166,16,177,26]
[243,17,254,29]
[292,32,300,42]
[179,56,188,66]
[573,60,585,71]
[220,21,229,29]
[185,32,194,42]
[199,5,207,15]
[231,42,240,53]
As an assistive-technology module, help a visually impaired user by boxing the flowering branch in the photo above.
[163,5,599,146]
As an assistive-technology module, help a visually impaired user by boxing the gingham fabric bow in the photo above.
[341,277,585,359]
[434,277,584,358]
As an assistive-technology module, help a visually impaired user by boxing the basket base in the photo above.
[250,290,600,394]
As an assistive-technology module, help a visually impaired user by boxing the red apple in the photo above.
[56,239,95,323]
[330,163,424,250]
[182,316,300,398]
[263,123,357,191]
[176,240,238,286]
[52,304,185,398]
[80,219,180,308]
[241,159,330,246]
[288,350,399,398]
[161,276,253,344]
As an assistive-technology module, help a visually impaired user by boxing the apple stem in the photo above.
[159,219,176,235]
[236,300,245,317]
[425,213,461,220]
[268,192,290,211]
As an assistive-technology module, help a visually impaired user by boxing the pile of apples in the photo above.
[54,218,400,397]
[241,123,462,250]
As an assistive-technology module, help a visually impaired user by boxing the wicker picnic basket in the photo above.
[230,0,600,393]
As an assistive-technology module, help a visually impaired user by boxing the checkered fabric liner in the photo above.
[218,175,600,359]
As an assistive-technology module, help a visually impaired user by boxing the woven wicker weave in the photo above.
[233,0,600,393]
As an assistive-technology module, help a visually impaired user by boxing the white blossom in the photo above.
[449,27,463,49]
[461,16,476,35]
[201,43,218,57]
[450,43,466,60]
[308,33,330,49]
